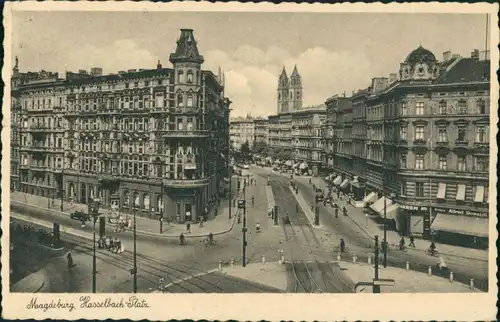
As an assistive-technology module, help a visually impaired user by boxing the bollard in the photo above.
[262,255,266,265]
[218,261,222,272]
[337,252,341,261]
[469,278,474,290]
[230,258,235,268]
[449,271,454,283]
[367,256,371,265]
[405,261,410,271]
[352,254,357,263]
[428,266,432,276]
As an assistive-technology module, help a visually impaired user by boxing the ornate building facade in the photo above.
[229,115,255,150]
[326,46,491,242]
[14,29,231,223]
[253,117,269,145]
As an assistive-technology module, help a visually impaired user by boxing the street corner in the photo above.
[339,261,481,293]
[220,261,288,292]
[10,271,48,293]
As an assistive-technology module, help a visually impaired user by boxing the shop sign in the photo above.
[400,204,428,211]
[433,207,488,218]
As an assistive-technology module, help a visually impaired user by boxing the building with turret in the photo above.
[12,29,231,223]
[325,46,491,245]
[277,65,303,114]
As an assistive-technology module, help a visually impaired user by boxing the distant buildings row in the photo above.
[11,29,231,223]
[230,46,491,242]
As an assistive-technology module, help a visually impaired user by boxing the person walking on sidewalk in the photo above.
[409,235,416,248]
[186,222,191,234]
[67,252,73,269]
[179,233,185,245]
[342,206,347,217]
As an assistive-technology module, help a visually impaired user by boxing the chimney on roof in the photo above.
[157,60,162,69]
[443,51,452,61]
[389,73,398,84]
[471,49,480,59]
[371,77,389,94]
[479,50,490,61]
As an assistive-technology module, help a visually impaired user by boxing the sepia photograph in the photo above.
[2,1,498,321]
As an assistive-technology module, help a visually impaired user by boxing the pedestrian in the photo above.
[186,222,191,233]
[335,207,339,218]
[409,235,416,248]
[309,178,312,184]
[343,206,347,217]
[67,252,73,269]
[199,217,204,228]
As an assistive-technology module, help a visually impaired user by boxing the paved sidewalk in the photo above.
[220,262,288,292]
[11,191,235,238]
[339,261,480,293]
[296,176,488,261]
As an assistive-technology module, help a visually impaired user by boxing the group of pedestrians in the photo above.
[98,236,124,253]
[10,222,61,248]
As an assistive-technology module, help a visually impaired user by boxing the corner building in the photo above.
[327,46,491,244]
[15,29,231,223]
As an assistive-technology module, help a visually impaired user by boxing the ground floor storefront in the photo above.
[57,174,222,223]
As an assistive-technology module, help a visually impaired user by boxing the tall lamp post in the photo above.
[90,198,101,293]
[228,160,232,219]
[133,204,138,293]
[383,192,396,268]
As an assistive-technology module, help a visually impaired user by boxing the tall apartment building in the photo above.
[327,46,491,242]
[229,115,255,150]
[253,117,269,145]
[14,29,231,223]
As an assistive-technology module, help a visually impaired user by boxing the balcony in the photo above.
[27,125,51,132]
[454,140,469,148]
[162,130,210,138]
[413,139,426,146]
[435,140,449,147]
[163,177,210,188]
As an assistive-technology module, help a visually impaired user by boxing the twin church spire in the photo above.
[277,65,302,114]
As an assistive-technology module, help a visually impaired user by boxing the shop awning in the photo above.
[437,183,446,199]
[363,192,377,204]
[456,184,466,201]
[299,162,307,170]
[474,186,485,203]
[383,203,400,220]
[431,214,488,238]
[369,196,393,215]
[333,176,342,185]
[340,179,349,189]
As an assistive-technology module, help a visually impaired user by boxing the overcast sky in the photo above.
[11,11,490,117]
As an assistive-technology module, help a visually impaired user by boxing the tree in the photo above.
[240,140,252,160]
[252,140,268,155]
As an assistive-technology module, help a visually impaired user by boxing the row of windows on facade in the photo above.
[401,182,488,202]
[399,124,489,143]
[399,154,488,172]
[21,118,64,129]
[367,99,488,118]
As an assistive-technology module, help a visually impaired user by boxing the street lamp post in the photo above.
[90,198,101,293]
[228,162,232,219]
[133,205,137,293]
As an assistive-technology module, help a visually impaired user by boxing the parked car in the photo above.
[70,210,90,221]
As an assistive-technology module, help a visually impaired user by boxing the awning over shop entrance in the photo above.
[339,179,349,189]
[383,203,400,220]
[369,196,393,216]
[431,214,488,238]
[363,192,377,204]
[333,176,342,185]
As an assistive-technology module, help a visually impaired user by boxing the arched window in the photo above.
[187,70,193,84]
[177,70,184,83]
[187,94,193,107]
[178,94,184,107]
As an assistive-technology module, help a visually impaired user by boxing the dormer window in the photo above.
[187,70,193,84]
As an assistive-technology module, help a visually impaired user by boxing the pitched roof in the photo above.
[435,58,490,85]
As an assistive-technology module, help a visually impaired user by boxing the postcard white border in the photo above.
[2,1,498,320]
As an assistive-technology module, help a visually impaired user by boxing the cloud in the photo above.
[206,45,376,117]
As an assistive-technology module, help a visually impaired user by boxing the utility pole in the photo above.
[159,181,164,231]
[374,235,380,293]
[383,193,387,268]
[90,199,100,293]
[242,184,247,267]
[228,162,232,219]
[133,205,138,293]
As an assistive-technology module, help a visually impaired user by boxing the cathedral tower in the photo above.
[290,65,302,111]
[277,66,289,114]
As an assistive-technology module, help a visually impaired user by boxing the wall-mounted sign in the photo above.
[400,204,428,211]
[433,207,488,218]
